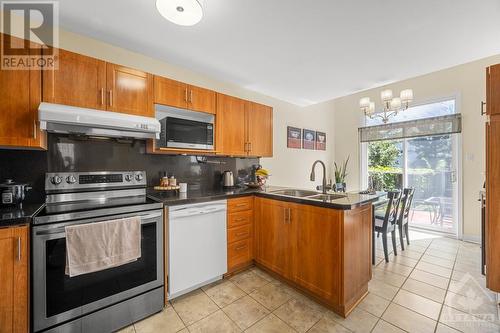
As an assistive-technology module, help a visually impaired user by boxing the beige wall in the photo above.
[333,54,500,241]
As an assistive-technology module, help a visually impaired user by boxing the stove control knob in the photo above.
[135,173,144,182]
[51,176,62,185]
[125,174,134,182]
[66,175,77,184]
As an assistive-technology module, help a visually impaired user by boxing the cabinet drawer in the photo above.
[227,210,253,228]
[228,224,252,243]
[228,197,253,213]
[228,238,253,270]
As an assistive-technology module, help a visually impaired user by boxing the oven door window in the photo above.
[165,117,213,145]
[45,223,157,317]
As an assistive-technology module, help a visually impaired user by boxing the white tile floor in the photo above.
[120,230,499,332]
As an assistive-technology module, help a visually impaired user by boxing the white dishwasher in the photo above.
[168,200,227,299]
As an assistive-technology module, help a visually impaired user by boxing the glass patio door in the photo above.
[405,134,459,234]
[367,134,459,235]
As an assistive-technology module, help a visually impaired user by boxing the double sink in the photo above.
[269,189,347,201]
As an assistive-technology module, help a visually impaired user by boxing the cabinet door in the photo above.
[246,102,273,157]
[106,63,153,117]
[486,118,500,291]
[154,76,187,109]
[0,225,29,333]
[487,65,500,116]
[216,94,247,156]
[292,205,342,303]
[0,34,44,149]
[254,198,292,278]
[188,85,216,114]
[43,48,106,110]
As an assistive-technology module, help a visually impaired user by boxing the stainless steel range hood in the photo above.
[38,102,161,140]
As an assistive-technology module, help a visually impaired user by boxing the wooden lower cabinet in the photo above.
[254,197,372,317]
[254,199,293,279]
[226,197,254,274]
[0,225,29,333]
[292,205,342,304]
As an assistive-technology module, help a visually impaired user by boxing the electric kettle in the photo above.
[222,171,234,187]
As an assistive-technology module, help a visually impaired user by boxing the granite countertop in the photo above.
[0,202,45,227]
[148,186,384,210]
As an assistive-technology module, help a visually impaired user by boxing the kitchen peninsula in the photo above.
[149,187,381,317]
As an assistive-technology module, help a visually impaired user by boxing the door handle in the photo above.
[100,88,105,105]
[16,237,21,262]
[481,101,486,116]
[108,90,113,107]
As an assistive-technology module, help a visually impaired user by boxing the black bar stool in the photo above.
[374,191,402,263]
[397,188,415,251]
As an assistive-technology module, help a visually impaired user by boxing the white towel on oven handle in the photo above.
[65,216,141,277]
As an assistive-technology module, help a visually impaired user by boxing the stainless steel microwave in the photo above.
[156,104,214,150]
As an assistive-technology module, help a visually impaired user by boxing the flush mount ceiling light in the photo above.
[156,0,204,26]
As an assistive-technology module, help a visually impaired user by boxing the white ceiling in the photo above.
[58,0,500,106]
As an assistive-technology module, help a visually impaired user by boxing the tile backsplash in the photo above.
[0,134,259,202]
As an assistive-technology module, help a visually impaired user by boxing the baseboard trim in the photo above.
[462,234,481,244]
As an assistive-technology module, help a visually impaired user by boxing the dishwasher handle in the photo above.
[169,204,226,219]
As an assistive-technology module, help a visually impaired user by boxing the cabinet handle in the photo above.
[100,88,105,105]
[190,90,193,103]
[236,232,248,236]
[16,237,21,262]
[288,208,292,223]
[108,90,113,107]
[235,203,247,207]
[33,121,37,139]
[481,101,487,116]
[184,89,188,102]
[248,142,252,152]
[234,218,245,222]
[235,245,247,251]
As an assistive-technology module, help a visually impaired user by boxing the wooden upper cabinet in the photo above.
[43,49,106,110]
[487,65,500,116]
[216,94,247,156]
[106,63,153,117]
[153,75,216,114]
[188,85,216,114]
[0,34,45,149]
[154,76,187,109]
[246,101,273,157]
[0,225,29,333]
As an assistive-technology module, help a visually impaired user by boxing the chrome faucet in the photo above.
[310,160,327,194]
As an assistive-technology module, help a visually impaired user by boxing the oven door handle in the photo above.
[34,212,162,236]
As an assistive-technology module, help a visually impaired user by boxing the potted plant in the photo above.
[334,156,349,192]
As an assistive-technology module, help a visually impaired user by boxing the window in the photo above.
[361,98,461,235]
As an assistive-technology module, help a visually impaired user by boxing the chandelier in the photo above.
[360,89,413,123]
